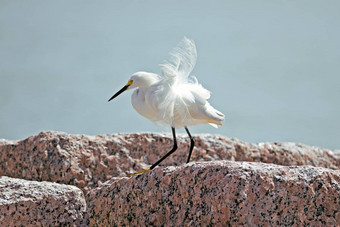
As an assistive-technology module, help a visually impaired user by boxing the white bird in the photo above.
[108,37,225,174]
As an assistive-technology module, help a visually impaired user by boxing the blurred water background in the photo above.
[0,1,339,149]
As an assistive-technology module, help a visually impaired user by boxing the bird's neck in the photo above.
[140,73,160,88]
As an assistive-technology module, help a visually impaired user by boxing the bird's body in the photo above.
[130,71,224,128]
[108,37,225,174]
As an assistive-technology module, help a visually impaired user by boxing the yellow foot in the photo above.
[131,168,151,176]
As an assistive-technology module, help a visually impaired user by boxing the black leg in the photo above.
[150,127,178,170]
[185,126,195,163]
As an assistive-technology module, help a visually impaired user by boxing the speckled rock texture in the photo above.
[88,161,340,226]
[0,176,88,226]
[0,131,339,194]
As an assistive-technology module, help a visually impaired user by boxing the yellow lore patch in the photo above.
[127,80,133,86]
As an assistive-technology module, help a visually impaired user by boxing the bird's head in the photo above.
[108,72,159,102]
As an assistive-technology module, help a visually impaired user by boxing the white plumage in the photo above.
[119,37,224,128]
[108,37,225,174]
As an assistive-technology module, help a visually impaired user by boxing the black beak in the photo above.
[108,84,129,102]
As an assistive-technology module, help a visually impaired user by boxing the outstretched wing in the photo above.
[160,37,197,84]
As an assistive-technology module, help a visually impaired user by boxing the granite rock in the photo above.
[0,176,88,226]
[87,161,340,226]
[0,131,339,194]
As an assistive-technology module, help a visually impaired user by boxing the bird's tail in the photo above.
[206,105,225,128]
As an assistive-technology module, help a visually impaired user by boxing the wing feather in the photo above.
[152,37,222,128]
[160,37,197,84]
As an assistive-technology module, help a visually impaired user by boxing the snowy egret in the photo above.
[108,37,225,174]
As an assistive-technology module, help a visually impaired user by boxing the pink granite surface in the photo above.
[0,131,338,195]
[0,131,339,226]
[0,176,88,226]
[88,161,340,226]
